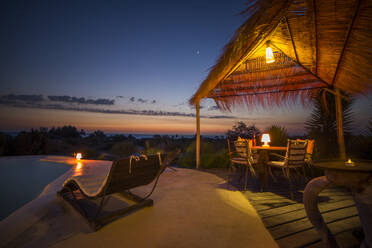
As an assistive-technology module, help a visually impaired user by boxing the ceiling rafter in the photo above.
[331,0,362,86]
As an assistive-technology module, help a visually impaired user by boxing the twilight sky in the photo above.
[1,0,371,135]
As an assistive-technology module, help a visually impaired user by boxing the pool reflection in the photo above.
[73,161,83,176]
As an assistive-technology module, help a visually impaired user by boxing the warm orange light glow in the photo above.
[261,133,271,147]
[73,161,83,176]
[345,158,355,166]
[266,47,275,64]
[76,153,82,160]
[76,161,82,170]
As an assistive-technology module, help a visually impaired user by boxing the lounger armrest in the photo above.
[160,149,181,173]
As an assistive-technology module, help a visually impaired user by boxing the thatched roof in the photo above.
[190,0,372,110]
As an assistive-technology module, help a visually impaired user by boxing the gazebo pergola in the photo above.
[190,0,372,169]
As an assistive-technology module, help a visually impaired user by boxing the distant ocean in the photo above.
[3,131,225,139]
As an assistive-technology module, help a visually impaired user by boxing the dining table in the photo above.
[251,146,287,191]
[303,159,372,248]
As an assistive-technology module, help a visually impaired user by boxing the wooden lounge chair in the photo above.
[267,139,308,199]
[58,151,178,231]
[227,138,257,191]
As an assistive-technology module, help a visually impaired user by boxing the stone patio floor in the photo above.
[0,156,277,248]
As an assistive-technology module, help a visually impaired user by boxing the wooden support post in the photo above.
[196,101,201,169]
[335,89,346,160]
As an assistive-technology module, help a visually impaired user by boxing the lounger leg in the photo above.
[93,198,154,230]
[58,186,89,219]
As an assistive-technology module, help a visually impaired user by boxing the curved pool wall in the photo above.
[0,156,71,220]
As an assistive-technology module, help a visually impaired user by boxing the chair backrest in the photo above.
[297,139,315,155]
[297,139,315,162]
[106,154,165,194]
[233,139,252,157]
[285,139,308,167]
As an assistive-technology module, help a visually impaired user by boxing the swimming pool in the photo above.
[0,156,70,221]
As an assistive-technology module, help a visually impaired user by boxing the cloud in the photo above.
[172,102,185,107]
[128,97,156,104]
[116,96,124,98]
[0,94,235,119]
[0,94,44,103]
[48,95,114,105]
[0,99,235,119]
[208,106,219,111]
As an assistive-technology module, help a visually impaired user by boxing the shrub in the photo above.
[179,140,228,168]
[266,125,288,147]
[110,140,138,157]
[226,121,261,140]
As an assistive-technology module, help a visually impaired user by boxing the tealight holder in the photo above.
[345,158,355,167]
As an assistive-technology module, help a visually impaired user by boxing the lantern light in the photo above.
[266,41,275,64]
[261,134,271,147]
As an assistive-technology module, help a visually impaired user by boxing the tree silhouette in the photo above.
[305,91,354,158]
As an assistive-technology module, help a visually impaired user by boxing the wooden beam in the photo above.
[323,88,349,101]
[335,89,346,160]
[331,0,361,86]
[196,101,201,169]
[284,16,299,63]
[271,44,331,87]
[214,79,321,93]
[224,71,310,85]
[209,86,325,98]
[231,64,297,75]
[313,0,318,74]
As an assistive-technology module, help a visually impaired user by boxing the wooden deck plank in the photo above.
[259,203,307,217]
[203,169,361,248]
[263,200,355,228]
[305,230,360,248]
[275,216,361,248]
[269,206,358,239]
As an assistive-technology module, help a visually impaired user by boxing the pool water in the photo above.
[0,156,70,221]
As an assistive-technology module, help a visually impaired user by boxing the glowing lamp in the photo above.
[261,134,271,147]
[266,41,275,64]
[76,153,82,160]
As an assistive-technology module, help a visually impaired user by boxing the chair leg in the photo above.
[244,166,249,191]
[302,166,308,182]
[281,168,287,178]
[268,166,277,182]
[227,161,232,185]
[248,164,256,177]
[238,166,244,183]
[286,168,294,200]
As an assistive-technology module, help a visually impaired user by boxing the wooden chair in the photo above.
[227,139,257,191]
[58,151,179,231]
[267,139,308,199]
[297,139,315,176]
